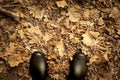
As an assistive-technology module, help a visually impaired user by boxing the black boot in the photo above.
[29,51,47,80]
[68,50,88,80]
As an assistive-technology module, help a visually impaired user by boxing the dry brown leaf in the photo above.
[89,55,99,64]
[46,20,59,29]
[0,65,5,73]
[61,27,67,35]
[8,59,19,67]
[9,33,16,41]
[103,52,109,61]
[43,33,52,42]
[63,18,70,29]
[106,27,115,35]
[97,17,104,25]
[8,54,23,67]
[18,30,25,39]
[117,29,120,35]
[69,33,80,43]
[67,6,80,22]
[90,9,100,19]
[25,26,42,35]
[89,31,100,38]
[13,0,23,4]
[25,26,42,43]
[101,8,111,13]
[83,9,90,19]
[79,21,94,26]
[3,43,16,57]
[48,53,57,60]
[89,53,105,64]
[72,37,80,43]
[56,0,68,8]
[116,19,120,28]
[109,7,120,19]
[82,31,95,46]
[69,33,74,39]
[28,6,45,19]
[56,40,65,57]
[53,74,59,79]
[67,10,80,22]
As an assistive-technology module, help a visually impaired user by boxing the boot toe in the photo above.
[29,51,47,80]
[68,51,88,80]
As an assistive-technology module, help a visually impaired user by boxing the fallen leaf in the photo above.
[48,53,57,60]
[97,17,104,25]
[14,0,23,4]
[89,31,100,38]
[72,37,80,43]
[69,33,80,43]
[79,21,94,26]
[89,55,99,64]
[109,7,120,19]
[116,19,120,28]
[89,51,105,64]
[61,27,67,35]
[56,40,65,57]
[8,54,23,67]
[67,10,80,22]
[28,6,45,20]
[90,9,100,19]
[0,65,5,73]
[106,27,115,35]
[56,0,68,8]
[117,29,120,35]
[82,31,95,46]
[18,30,25,39]
[83,9,90,19]
[69,33,74,39]
[63,18,70,29]
[25,26,42,43]
[43,33,52,42]
[3,43,16,57]
[103,52,109,61]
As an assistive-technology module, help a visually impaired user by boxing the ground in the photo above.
[0,0,120,80]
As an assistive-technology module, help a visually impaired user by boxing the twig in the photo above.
[0,5,22,8]
[0,7,21,23]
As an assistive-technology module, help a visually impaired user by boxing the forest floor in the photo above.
[0,0,120,80]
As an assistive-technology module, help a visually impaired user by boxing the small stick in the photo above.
[0,7,21,23]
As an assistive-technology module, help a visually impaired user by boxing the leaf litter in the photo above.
[0,0,120,80]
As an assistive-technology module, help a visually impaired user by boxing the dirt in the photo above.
[0,0,120,80]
